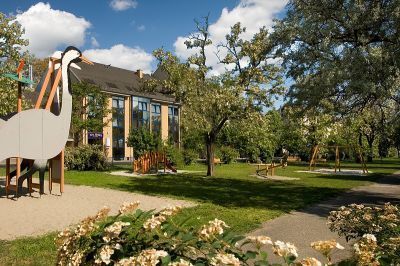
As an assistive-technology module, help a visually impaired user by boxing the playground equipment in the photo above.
[255,151,289,177]
[309,144,368,174]
[133,151,177,174]
[1,47,92,197]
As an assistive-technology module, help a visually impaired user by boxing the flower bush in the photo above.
[328,202,400,264]
[56,202,348,266]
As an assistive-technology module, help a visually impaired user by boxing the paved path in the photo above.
[0,178,195,240]
[247,171,400,264]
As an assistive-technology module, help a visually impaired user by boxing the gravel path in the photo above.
[247,171,400,264]
[0,178,195,240]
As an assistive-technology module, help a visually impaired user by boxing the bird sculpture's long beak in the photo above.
[80,55,93,65]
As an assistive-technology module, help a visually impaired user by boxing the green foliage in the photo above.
[0,12,30,116]
[126,127,162,159]
[182,149,198,165]
[216,146,239,164]
[164,145,183,167]
[70,81,110,146]
[219,110,282,162]
[146,18,283,175]
[328,203,400,264]
[0,233,57,266]
[273,0,400,113]
[65,145,108,171]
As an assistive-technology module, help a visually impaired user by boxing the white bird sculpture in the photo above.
[0,46,92,193]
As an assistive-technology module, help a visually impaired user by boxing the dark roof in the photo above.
[71,62,177,103]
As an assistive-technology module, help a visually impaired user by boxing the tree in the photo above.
[218,110,282,162]
[127,127,162,159]
[70,81,110,146]
[147,18,283,176]
[0,12,29,116]
[273,0,400,113]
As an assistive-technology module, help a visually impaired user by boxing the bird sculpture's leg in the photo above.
[17,160,38,194]
[16,159,34,190]
[33,160,48,195]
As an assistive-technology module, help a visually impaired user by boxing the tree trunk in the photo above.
[367,139,374,162]
[206,133,215,176]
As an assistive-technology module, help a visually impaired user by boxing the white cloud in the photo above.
[174,0,287,75]
[137,25,146,31]
[110,0,138,11]
[15,2,91,58]
[90,37,100,48]
[84,44,154,73]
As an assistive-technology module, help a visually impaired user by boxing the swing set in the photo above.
[309,144,368,174]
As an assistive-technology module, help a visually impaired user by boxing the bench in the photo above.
[213,158,223,166]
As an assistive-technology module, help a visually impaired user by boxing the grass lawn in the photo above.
[0,158,399,265]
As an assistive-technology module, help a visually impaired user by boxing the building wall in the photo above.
[161,103,169,141]
[124,96,132,160]
[103,97,113,159]
[100,95,177,161]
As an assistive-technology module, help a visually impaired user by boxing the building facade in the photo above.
[70,62,180,161]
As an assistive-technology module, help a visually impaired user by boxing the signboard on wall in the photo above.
[88,132,103,140]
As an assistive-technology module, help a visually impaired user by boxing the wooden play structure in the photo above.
[3,58,65,197]
[133,151,177,174]
[1,47,92,198]
[255,153,289,177]
[309,144,368,174]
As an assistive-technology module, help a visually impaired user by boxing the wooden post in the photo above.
[60,150,64,193]
[15,157,20,197]
[164,152,166,173]
[309,145,319,170]
[335,146,339,173]
[272,162,275,176]
[45,69,62,110]
[34,67,52,109]
[5,158,10,197]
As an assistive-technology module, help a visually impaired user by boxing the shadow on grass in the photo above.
[110,173,347,214]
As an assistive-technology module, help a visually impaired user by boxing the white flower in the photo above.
[247,235,273,246]
[168,258,194,266]
[97,245,114,265]
[298,257,322,266]
[210,253,240,266]
[118,201,140,214]
[199,219,229,240]
[363,234,377,242]
[273,240,298,260]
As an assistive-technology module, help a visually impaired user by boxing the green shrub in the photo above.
[216,146,239,164]
[182,149,198,165]
[65,145,108,171]
[164,145,183,167]
[127,127,162,159]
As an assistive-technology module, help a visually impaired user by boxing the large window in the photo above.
[132,97,150,129]
[168,106,179,146]
[151,103,161,136]
[112,96,125,160]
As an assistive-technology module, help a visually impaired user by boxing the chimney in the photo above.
[136,69,143,79]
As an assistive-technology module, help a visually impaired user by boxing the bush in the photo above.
[182,149,198,165]
[56,203,348,266]
[328,203,400,264]
[164,145,183,167]
[65,145,108,171]
[127,127,162,159]
[216,146,239,164]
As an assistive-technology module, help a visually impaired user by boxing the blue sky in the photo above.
[2,0,288,75]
